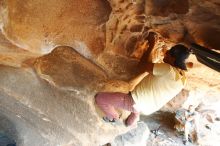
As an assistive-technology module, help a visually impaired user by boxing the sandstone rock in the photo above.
[0,0,219,59]
[110,122,149,146]
[34,46,108,91]
[1,0,111,55]
[184,1,220,50]
[0,1,219,146]
[105,0,220,62]
[0,31,38,67]
[97,52,139,79]
[34,45,134,124]
[1,0,220,66]
[0,64,135,146]
[145,0,189,17]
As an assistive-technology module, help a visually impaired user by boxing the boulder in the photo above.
[110,122,149,146]
[0,53,134,146]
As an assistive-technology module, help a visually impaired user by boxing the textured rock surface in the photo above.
[0,30,38,67]
[1,0,111,55]
[34,46,108,91]
[110,122,149,146]
[105,0,220,61]
[0,64,134,146]
[0,0,219,146]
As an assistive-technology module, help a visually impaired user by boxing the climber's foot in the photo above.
[125,112,139,126]
[103,117,116,123]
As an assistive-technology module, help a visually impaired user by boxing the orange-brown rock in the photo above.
[34,46,107,91]
[1,0,111,55]
[0,30,38,67]
[0,0,219,146]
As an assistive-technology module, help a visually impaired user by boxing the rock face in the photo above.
[0,0,219,146]
[0,30,38,67]
[1,0,111,55]
[34,46,108,91]
[0,61,132,146]
[110,122,149,146]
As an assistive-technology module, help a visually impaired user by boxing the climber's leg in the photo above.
[95,92,138,124]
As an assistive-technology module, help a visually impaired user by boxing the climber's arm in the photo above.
[129,62,154,91]
[139,62,154,74]
[129,72,148,91]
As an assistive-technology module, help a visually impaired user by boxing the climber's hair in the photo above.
[168,44,190,70]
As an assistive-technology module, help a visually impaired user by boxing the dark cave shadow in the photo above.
[0,112,17,146]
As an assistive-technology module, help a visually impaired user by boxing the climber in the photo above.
[95,44,191,126]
